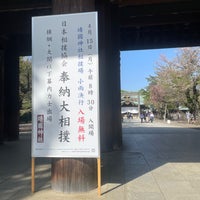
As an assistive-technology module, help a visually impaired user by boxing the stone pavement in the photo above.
[1,119,200,200]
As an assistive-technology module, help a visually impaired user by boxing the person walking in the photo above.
[140,112,144,123]
[186,111,191,124]
[149,112,154,123]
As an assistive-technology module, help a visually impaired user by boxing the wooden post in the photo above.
[97,158,101,196]
[51,0,98,194]
[0,50,4,144]
[51,158,97,193]
[4,40,19,141]
[31,157,35,193]
[50,0,122,193]
[96,1,122,151]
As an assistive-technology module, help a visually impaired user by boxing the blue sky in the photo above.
[120,48,178,92]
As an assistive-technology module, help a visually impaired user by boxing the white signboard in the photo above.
[32,12,100,158]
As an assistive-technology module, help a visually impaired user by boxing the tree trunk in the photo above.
[164,103,167,121]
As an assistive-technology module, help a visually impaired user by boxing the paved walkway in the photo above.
[1,119,200,200]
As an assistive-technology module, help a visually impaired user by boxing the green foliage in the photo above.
[19,57,32,123]
[145,47,200,120]
[140,88,150,105]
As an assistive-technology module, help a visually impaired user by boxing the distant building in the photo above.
[121,91,145,116]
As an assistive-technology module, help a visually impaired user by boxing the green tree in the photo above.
[19,57,32,122]
[145,47,200,120]
[174,48,200,119]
